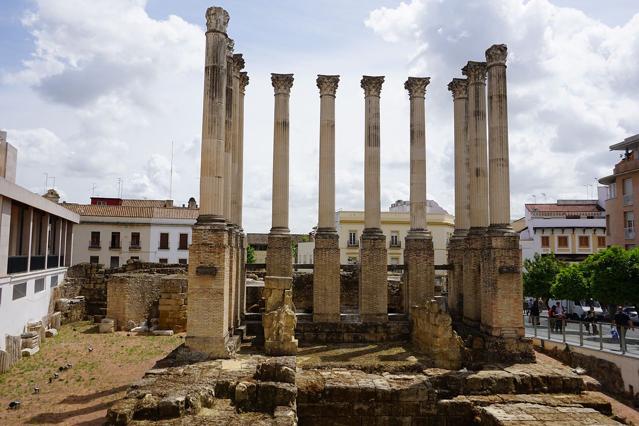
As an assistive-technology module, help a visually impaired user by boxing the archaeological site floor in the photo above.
[105,341,638,425]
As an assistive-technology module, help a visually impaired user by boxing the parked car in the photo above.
[623,307,639,326]
[547,299,604,320]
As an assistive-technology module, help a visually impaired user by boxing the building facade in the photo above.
[599,134,639,249]
[516,198,606,262]
[64,197,198,267]
[0,131,80,350]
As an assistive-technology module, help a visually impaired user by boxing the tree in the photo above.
[584,246,638,306]
[246,245,256,264]
[523,253,564,304]
[551,263,590,301]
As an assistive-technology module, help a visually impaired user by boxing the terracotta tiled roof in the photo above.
[121,199,173,207]
[525,203,604,214]
[63,203,199,220]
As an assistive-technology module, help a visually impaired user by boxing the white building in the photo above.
[516,197,607,263]
[0,131,80,350]
[64,197,198,267]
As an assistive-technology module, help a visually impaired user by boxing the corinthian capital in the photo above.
[462,61,487,84]
[205,7,229,33]
[361,76,384,97]
[316,75,340,96]
[404,77,430,98]
[239,72,249,94]
[447,78,468,99]
[271,73,294,95]
[232,53,245,76]
[485,44,508,67]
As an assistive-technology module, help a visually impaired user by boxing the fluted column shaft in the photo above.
[317,75,339,232]
[463,62,489,230]
[271,74,294,233]
[405,77,430,233]
[224,42,235,224]
[448,78,470,233]
[361,76,384,232]
[231,54,244,227]
[237,72,248,228]
[199,9,228,222]
[486,44,511,230]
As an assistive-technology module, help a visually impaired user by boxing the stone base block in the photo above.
[263,276,298,356]
[359,232,388,322]
[447,235,466,319]
[227,227,238,331]
[480,233,524,338]
[296,319,410,343]
[184,334,235,359]
[454,320,535,365]
[462,230,485,326]
[186,222,233,359]
[267,233,292,277]
[404,234,435,311]
[313,233,340,323]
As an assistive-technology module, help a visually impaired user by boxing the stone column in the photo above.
[481,44,524,339]
[237,71,249,324]
[461,61,488,326]
[263,73,297,355]
[224,40,235,225]
[266,73,294,278]
[359,76,387,323]
[313,75,341,322]
[403,77,435,312]
[186,6,235,358]
[231,54,244,228]
[446,78,470,318]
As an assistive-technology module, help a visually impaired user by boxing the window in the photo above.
[390,231,400,247]
[623,178,633,206]
[89,256,99,264]
[608,182,617,199]
[34,278,45,293]
[557,236,569,248]
[178,258,187,265]
[597,236,606,247]
[90,231,100,248]
[110,232,121,249]
[348,231,357,246]
[159,233,169,249]
[12,282,27,300]
[130,232,140,249]
[179,233,189,250]
[50,276,58,287]
[624,211,635,239]
[541,236,550,248]
[606,215,610,236]
[578,236,589,248]
[110,256,119,269]
[159,258,168,264]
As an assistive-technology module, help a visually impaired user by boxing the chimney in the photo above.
[43,188,60,203]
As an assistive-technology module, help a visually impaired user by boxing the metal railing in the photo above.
[525,314,638,356]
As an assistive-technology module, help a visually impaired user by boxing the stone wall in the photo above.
[159,275,188,332]
[411,299,464,369]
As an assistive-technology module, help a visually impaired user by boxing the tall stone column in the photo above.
[461,61,488,326]
[266,73,294,278]
[237,71,249,325]
[403,77,435,312]
[447,78,470,319]
[186,6,235,358]
[313,75,341,323]
[481,44,524,339]
[264,73,297,355]
[359,76,387,323]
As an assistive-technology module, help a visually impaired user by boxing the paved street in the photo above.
[524,315,639,356]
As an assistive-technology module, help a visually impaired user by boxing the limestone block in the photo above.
[411,300,464,369]
[263,283,298,356]
[152,330,175,336]
[45,328,58,337]
[99,318,115,333]
[21,347,39,357]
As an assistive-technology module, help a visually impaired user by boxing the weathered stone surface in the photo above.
[411,299,464,370]
[254,357,296,384]
[263,277,297,356]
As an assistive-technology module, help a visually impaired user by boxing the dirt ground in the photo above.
[0,321,182,425]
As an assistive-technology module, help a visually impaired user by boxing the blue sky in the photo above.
[1,0,638,233]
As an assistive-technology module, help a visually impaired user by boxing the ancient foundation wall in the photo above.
[158,275,188,332]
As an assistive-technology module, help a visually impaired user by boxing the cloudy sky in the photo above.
[1,0,638,233]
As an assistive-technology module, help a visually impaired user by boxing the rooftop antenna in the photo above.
[91,183,96,197]
[43,172,48,193]
[532,194,537,204]
[169,140,174,200]
[49,176,56,189]
[117,178,122,198]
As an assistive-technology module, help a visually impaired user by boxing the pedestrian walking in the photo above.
[614,306,634,350]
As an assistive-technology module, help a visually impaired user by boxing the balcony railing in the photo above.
[624,227,636,240]
[89,242,101,249]
[47,255,59,268]
[7,256,28,274]
[389,241,401,248]
[614,157,639,175]
[347,241,359,248]
[30,256,45,271]
[129,244,141,250]
[109,243,122,250]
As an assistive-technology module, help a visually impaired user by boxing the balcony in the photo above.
[614,157,639,175]
[129,244,141,250]
[7,256,28,274]
[109,244,122,250]
[625,228,636,240]
[389,241,402,249]
[89,242,101,249]
[47,255,59,268]
[347,241,359,248]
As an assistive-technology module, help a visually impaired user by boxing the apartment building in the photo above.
[517,198,606,262]
[0,131,80,349]
[599,134,639,249]
[64,197,198,267]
